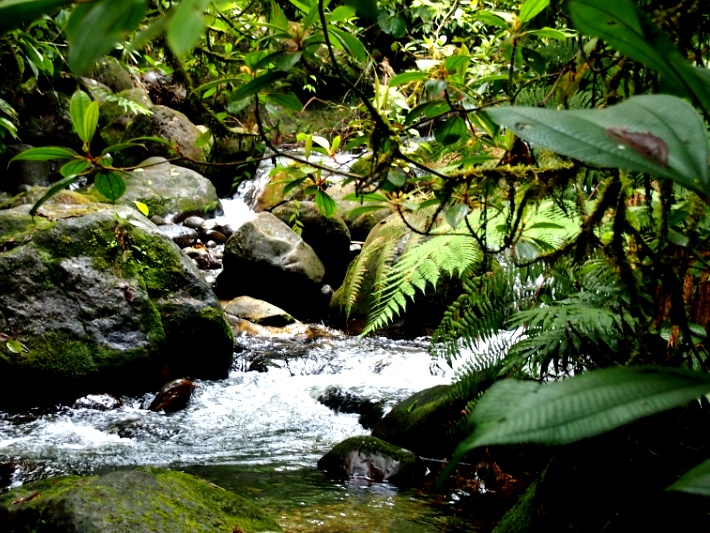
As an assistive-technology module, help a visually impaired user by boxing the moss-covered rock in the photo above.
[88,57,134,93]
[0,467,283,532]
[317,436,424,487]
[371,384,470,458]
[0,202,233,409]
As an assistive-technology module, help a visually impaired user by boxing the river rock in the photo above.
[0,201,233,409]
[117,105,208,172]
[0,467,283,533]
[158,223,198,247]
[214,212,327,321]
[89,57,134,93]
[222,296,296,327]
[317,436,424,487]
[371,384,471,459]
[317,386,385,429]
[148,378,195,413]
[99,159,222,220]
[272,200,351,288]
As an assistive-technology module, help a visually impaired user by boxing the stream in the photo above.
[0,335,473,532]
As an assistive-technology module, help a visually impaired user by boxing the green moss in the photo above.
[0,468,283,533]
[328,436,416,463]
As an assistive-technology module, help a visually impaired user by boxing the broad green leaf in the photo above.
[315,190,336,218]
[60,159,91,178]
[424,79,447,95]
[378,12,406,38]
[329,5,356,23]
[343,192,389,203]
[444,55,470,73]
[519,0,549,23]
[101,142,145,156]
[95,170,127,201]
[311,135,330,151]
[193,76,250,95]
[470,10,509,29]
[230,72,287,102]
[127,136,177,148]
[667,459,710,496]
[67,0,146,74]
[266,92,303,112]
[167,0,209,57]
[403,100,452,126]
[6,340,24,354]
[348,204,389,217]
[81,101,99,146]
[328,26,367,62]
[270,1,289,29]
[445,203,470,228]
[274,51,303,72]
[434,116,468,145]
[69,90,93,144]
[388,71,430,87]
[0,117,19,139]
[524,28,573,41]
[566,0,710,120]
[10,146,75,162]
[29,175,81,216]
[134,201,149,216]
[448,366,710,474]
[0,0,69,34]
[344,0,377,20]
[485,94,709,199]
[386,169,406,187]
[282,177,307,196]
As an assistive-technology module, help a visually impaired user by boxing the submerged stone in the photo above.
[149,378,195,413]
[0,467,283,532]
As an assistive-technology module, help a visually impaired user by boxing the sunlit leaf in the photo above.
[329,5,356,23]
[10,146,75,162]
[388,71,429,87]
[60,159,91,178]
[485,94,709,199]
[134,201,149,216]
[519,0,549,23]
[69,90,93,144]
[348,204,389,217]
[167,0,209,57]
[315,190,336,218]
[95,170,127,202]
[667,459,710,496]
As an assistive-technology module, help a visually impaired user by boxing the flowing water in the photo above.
[0,335,474,532]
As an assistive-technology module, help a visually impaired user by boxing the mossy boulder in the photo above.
[88,57,134,93]
[95,159,222,220]
[0,467,283,533]
[0,202,233,409]
[317,436,424,487]
[371,384,470,458]
[222,296,296,327]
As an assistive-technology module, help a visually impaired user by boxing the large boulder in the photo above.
[272,201,351,288]
[371,384,470,459]
[0,467,283,533]
[88,57,134,93]
[214,212,326,321]
[118,105,208,172]
[0,201,233,409]
[101,158,222,220]
[317,436,424,487]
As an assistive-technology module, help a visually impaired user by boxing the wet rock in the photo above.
[371,384,475,459]
[117,105,208,173]
[158,224,198,247]
[0,203,233,409]
[200,228,227,244]
[183,215,205,229]
[0,467,283,532]
[0,144,53,195]
[101,160,222,220]
[215,212,327,321]
[73,394,123,411]
[272,200,352,288]
[222,296,297,328]
[89,57,133,93]
[148,378,195,413]
[318,386,385,429]
[318,436,424,487]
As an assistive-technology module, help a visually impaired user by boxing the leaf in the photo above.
[9,146,75,162]
[344,0,377,20]
[386,169,406,187]
[348,205,389,217]
[315,190,336,218]
[388,71,430,87]
[167,0,209,57]
[0,0,69,34]
[519,0,549,23]
[81,101,99,146]
[328,26,368,62]
[94,170,127,202]
[667,459,710,496]
[282,177,307,196]
[69,90,93,144]
[230,71,287,102]
[446,204,470,228]
[6,340,23,354]
[66,0,146,74]
[59,159,91,178]
[455,366,710,453]
[29,175,81,216]
[485,94,709,199]
[434,116,468,145]
[378,12,407,38]
[329,5,356,23]
[274,51,303,72]
[444,55,470,73]
[134,201,149,216]
[565,0,710,120]
[524,28,573,41]
[265,92,303,112]
[424,79,447,95]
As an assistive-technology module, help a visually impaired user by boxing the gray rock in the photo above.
[272,200,351,288]
[182,215,205,229]
[89,57,133,92]
[215,212,326,320]
[1,144,53,195]
[158,224,198,247]
[0,203,233,409]
[104,161,222,220]
[222,296,296,327]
